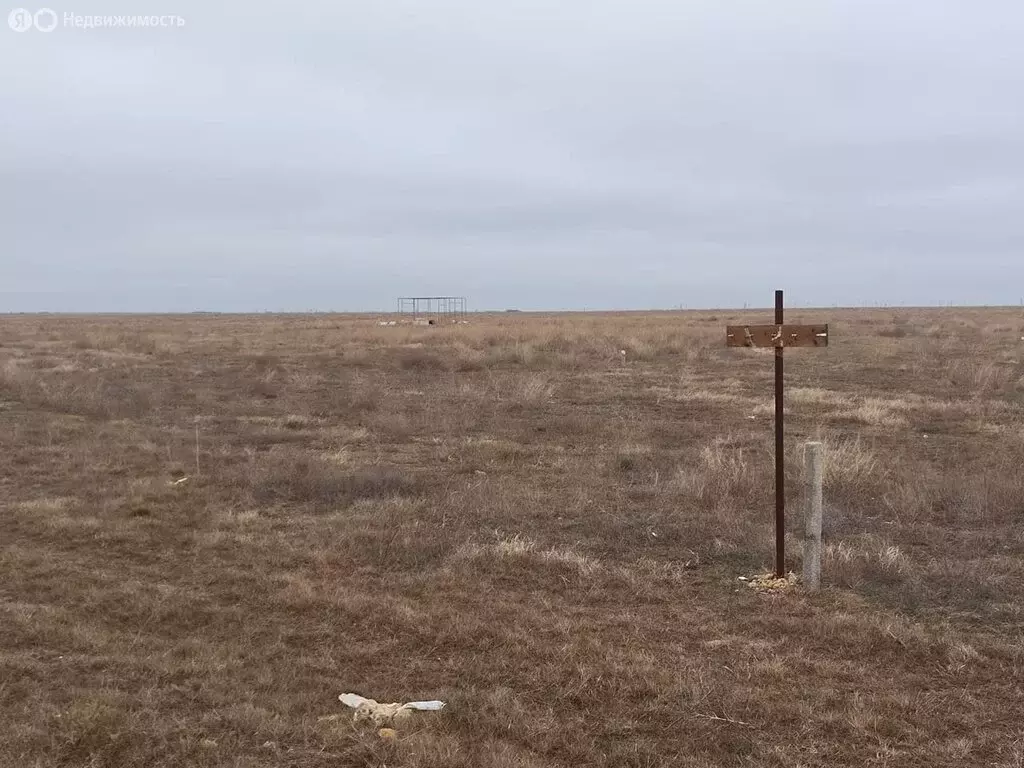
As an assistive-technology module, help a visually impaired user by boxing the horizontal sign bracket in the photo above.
[726,324,829,348]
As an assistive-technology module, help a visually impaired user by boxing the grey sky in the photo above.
[2,1,1023,311]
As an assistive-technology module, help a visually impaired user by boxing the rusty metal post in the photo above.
[725,295,828,578]
[774,289,785,578]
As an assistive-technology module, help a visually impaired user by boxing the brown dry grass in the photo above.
[1,308,1023,767]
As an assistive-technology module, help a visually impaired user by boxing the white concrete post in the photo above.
[803,442,823,590]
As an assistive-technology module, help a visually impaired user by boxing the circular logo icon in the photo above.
[8,8,34,31]
[34,7,57,31]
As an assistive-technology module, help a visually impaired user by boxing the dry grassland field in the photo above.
[2,308,1024,767]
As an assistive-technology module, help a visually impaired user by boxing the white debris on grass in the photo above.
[339,693,445,727]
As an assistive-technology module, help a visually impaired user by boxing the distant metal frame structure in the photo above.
[397,296,468,323]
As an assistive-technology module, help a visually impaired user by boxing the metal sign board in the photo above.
[726,324,829,348]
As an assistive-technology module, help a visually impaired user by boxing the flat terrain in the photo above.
[1,309,1023,767]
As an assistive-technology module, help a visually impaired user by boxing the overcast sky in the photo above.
[2,1,1023,311]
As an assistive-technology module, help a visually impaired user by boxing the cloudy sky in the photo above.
[2,1,1023,311]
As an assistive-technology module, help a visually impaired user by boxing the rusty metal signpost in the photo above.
[726,290,829,578]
